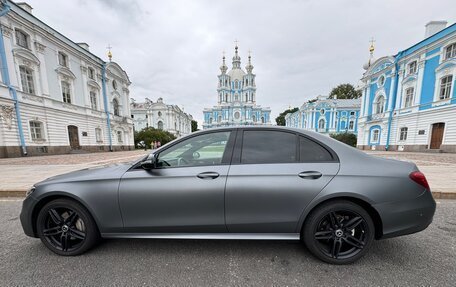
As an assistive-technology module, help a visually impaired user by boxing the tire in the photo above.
[36,198,99,256]
[302,200,375,264]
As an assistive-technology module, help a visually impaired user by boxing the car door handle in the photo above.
[197,172,220,179]
[298,171,322,179]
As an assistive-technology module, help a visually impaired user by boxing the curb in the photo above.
[1,190,456,199]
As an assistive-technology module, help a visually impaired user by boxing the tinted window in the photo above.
[157,131,231,168]
[299,136,334,162]
[241,131,296,164]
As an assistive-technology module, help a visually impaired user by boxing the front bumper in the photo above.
[374,190,436,239]
[20,195,39,238]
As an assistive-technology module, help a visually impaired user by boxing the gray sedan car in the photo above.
[20,127,436,264]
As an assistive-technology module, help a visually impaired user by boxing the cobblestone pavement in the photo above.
[0,150,455,196]
[1,199,454,286]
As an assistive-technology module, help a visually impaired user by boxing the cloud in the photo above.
[26,0,456,125]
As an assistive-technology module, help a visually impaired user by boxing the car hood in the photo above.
[35,163,132,186]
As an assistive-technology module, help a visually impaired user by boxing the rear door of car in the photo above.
[225,129,340,233]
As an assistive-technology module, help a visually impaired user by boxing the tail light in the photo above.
[409,171,430,190]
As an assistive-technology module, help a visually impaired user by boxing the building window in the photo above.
[261,116,265,123]
[113,98,120,116]
[15,29,29,49]
[245,93,248,101]
[320,109,325,115]
[318,118,325,130]
[445,43,456,60]
[234,111,240,119]
[218,115,221,122]
[378,75,385,87]
[399,127,408,141]
[235,80,238,89]
[371,129,380,143]
[408,61,417,74]
[404,87,414,107]
[350,111,355,116]
[30,121,44,140]
[58,52,68,67]
[88,67,95,80]
[349,120,354,130]
[157,121,164,130]
[61,81,71,103]
[19,66,35,94]
[158,111,162,117]
[374,95,385,114]
[252,115,256,122]
[95,128,103,142]
[439,75,453,100]
[117,131,123,143]
[90,91,97,110]
[112,79,118,90]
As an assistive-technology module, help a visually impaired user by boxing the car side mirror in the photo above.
[141,157,156,170]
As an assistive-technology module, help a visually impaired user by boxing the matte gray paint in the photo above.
[20,126,436,241]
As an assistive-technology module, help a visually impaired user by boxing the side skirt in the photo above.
[101,233,300,240]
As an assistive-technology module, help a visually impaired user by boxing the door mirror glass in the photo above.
[141,157,156,170]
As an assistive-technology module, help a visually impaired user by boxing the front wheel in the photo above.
[36,198,99,256]
[303,200,375,264]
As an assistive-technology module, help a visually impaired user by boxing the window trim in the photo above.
[399,127,408,142]
[29,120,45,141]
[58,51,69,67]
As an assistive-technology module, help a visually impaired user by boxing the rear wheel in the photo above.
[36,198,99,256]
[303,200,374,264]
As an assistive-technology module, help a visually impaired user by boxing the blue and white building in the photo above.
[285,95,360,135]
[202,45,271,129]
[358,21,456,152]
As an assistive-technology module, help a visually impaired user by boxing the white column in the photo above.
[415,55,425,106]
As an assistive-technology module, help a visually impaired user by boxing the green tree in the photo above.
[330,132,357,147]
[328,83,361,99]
[275,107,299,126]
[191,120,199,132]
[134,127,176,149]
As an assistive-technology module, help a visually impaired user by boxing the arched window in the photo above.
[261,116,265,123]
[245,93,248,101]
[318,118,325,130]
[374,95,385,114]
[19,66,35,94]
[371,129,380,143]
[252,115,256,122]
[157,121,164,130]
[225,79,227,86]
[235,80,238,89]
[349,120,354,130]
[112,79,118,90]
[246,79,249,86]
[88,67,95,80]
[235,94,238,101]
[209,118,213,124]
[224,94,228,102]
[218,115,222,122]
[113,98,120,116]
[15,29,29,49]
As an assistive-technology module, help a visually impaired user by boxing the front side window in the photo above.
[157,131,231,168]
[19,66,35,94]
[408,61,417,74]
[399,127,408,141]
[15,30,29,48]
[241,130,296,164]
[405,87,414,107]
[439,75,453,100]
[30,121,43,140]
[445,43,456,60]
[90,91,97,110]
[61,81,71,103]
[300,136,333,162]
[58,52,68,67]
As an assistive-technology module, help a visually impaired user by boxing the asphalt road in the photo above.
[1,199,455,287]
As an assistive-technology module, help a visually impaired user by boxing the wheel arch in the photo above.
[31,192,101,237]
[298,195,383,240]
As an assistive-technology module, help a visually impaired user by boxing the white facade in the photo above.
[131,97,193,137]
[0,1,134,157]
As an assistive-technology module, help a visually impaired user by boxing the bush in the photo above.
[330,132,357,147]
[134,127,176,149]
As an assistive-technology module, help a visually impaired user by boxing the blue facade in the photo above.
[285,96,361,135]
[358,21,456,152]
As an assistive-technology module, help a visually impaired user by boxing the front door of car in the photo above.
[225,129,340,233]
[119,130,235,233]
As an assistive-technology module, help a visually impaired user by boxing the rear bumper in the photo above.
[374,190,436,239]
[20,195,38,238]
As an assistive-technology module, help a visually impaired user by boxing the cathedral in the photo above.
[202,45,271,129]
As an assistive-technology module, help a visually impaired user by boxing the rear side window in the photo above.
[241,130,297,164]
[299,136,334,162]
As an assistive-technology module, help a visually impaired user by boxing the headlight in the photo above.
[26,186,36,197]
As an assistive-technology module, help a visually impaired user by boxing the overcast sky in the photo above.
[26,0,456,125]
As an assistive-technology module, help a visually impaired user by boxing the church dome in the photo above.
[227,67,246,81]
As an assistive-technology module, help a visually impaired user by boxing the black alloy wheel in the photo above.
[37,199,99,256]
[303,200,374,264]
